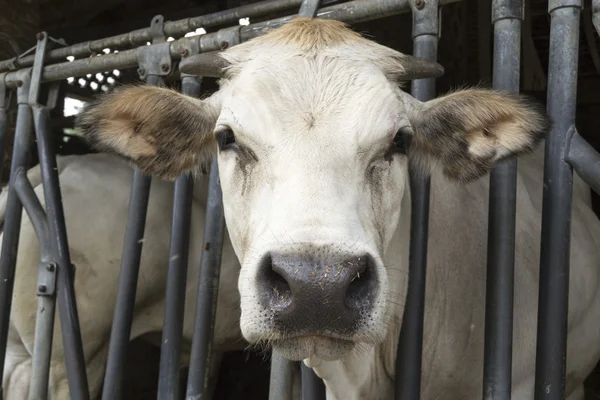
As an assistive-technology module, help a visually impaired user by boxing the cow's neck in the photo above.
[307,174,413,399]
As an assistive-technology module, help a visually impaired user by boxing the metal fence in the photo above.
[0,0,598,399]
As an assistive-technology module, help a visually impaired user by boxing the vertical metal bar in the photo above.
[157,75,200,400]
[184,155,226,400]
[395,1,439,399]
[269,352,294,400]
[13,169,57,400]
[100,170,151,400]
[32,105,90,399]
[0,77,33,400]
[592,0,600,35]
[482,1,522,399]
[301,363,326,400]
[0,76,7,179]
[534,1,581,399]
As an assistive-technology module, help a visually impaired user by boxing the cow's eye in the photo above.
[215,128,237,151]
[391,127,410,155]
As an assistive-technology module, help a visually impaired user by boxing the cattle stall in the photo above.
[0,0,598,399]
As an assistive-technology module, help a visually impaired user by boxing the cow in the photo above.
[3,17,600,400]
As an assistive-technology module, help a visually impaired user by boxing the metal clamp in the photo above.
[492,0,525,22]
[411,0,441,38]
[200,25,242,53]
[549,0,583,13]
[150,15,167,44]
[37,262,57,296]
[137,15,172,80]
[28,32,61,110]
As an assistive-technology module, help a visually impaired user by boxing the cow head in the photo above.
[77,19,549,361]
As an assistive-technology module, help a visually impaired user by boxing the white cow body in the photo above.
[1,153,244,399]
[2,17,600,400]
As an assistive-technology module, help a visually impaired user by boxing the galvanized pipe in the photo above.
[0,77,6,180]
[534,1,581,399]
[32,105,90,399]
[593,0,600,35]
[269,352,294,400]
[157,76,200,400]
[2,0,461,88]
[301,363,326,400]
[482,1,522,399]
[0,78,34,400]
[100,170,152,400]
[184,155,226,400]
[395,1,438,399]
[566,130,600,195]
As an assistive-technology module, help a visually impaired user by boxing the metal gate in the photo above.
[0,0,598,399]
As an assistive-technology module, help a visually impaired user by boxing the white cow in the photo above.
[0,153,248,398]
[3,17,600,400]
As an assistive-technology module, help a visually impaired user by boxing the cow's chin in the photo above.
[272,336,355,361]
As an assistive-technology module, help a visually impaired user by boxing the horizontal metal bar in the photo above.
[565,129,600,195]
[2,0,461,88]
[0,0,312,73]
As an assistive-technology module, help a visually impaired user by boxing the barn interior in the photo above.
[1,0,599,398]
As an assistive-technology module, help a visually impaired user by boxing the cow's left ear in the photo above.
[406,88,551,183]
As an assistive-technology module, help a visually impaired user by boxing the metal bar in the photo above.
[184,154,226,400]
[269,353,294,400]
[157,75,200,400]
[2,0,462,87]
[566,130,600,195]
[32,105,90,399]
[395,1,439,399]
[301,363,326,400]
[28,262,57,400]
[593,0,600,35]
[100,170,151,400]
[298,0,321,17]
[534,1,581,399]
[0,76,33,400]
[156,171,194,400]
[14,170,57,400]
[0,74,7,179]
[482,1,522,399]
[13,170,51,257]
[0,0,310,72]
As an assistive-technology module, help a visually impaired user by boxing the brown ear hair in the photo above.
[76,85,221,180]
[407,88,550,182]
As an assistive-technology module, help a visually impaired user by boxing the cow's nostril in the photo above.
[259,254,292,309]
[345,256,374,312]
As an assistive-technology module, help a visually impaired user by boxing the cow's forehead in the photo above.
[216,54,406,148]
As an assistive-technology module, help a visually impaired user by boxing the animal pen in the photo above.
[0,0,598,399]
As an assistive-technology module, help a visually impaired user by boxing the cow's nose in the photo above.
[257,253,377,334]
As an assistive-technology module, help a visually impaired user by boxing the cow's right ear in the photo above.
[76,85,221,181]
